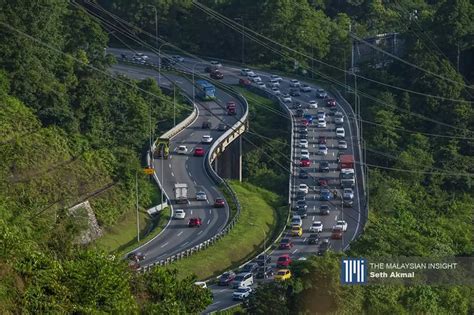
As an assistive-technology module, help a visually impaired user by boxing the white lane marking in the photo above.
[160,242,169,248]
[171,172,175,177]
[312,216,315,220]
[292,249,299,254]
[335,215,338,220]
[206,199,210,204]
[332,152,335,156]
[190,132,194,136]
[207,219,211,224]
[186,157,189,161]
[186,164,188,169]
[188,172,192,177]
[193,180,197,185]
[303,238,307,242]
[212,301,221,305]
[169,164,172,168]
[169,156,172,160]
[177,231,183,236]
[198,230,203,235]
[209,209,212,214]
[190,210,193,215]
[217,289,226,293]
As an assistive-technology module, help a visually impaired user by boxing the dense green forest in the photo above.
[1,0,473,313]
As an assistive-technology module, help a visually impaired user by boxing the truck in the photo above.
[227,101,237,115]
[174,183,188,204]
[338,154,354,170]
[153,139,169,159]
[340,168,355,188]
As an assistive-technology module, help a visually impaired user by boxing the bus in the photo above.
[195,80,216,101]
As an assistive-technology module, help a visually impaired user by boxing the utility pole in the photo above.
[136,172,140,242]
[173,82,176,127]
[234,17,245,64]
[147,5,158,48]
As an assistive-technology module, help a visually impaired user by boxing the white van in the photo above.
[232,272,254,288]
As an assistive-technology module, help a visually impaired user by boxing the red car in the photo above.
[301,119,309,126]
[318,136,327,144]
[277,254,292,268]
[239,78,251,86]
[188,217,202,227]
[300,158,311,167]
[331,227,343,240]
[279,238,293,250]
[318,178,329,187]
[214,198,225,208]
[194,147,205,157]
[327,98,336,108]
[210,70,224,79]
[227,101,236,109]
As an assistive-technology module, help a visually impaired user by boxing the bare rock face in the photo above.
[68,201,103,245]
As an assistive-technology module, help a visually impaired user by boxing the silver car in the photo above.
[196,191,207,201]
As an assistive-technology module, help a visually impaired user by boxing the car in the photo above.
[295,200,307,211]
[132,55,146,64]
[301,119,310,127]
[248,73,262,82]
[193,147,205,157]
[318,136,327,144]
[274,269,292,281]
[300,149,310,159]
[256,81,266,88]
[319,204,330,215]
[279,238,293,249]
[316,110,326,120]
[268,78,280,86]
[239,78,251,86]
[246,70,256,77]
[232,273,254,289]
[271,86,281,95]
[320,188,333,201]
[336,127,345,138]
[338,140,348,150]
[202,135,213,143]
[317,118,327,128]
[135,52,149,60]
[300,84,311,92]
[299,126,308,134]
[334,220,348,232]
[303,114,313,124]
[297,207,308,218]
[177,145,188,155]
[318,177,329,186]
[240,68,251,76]
[289,79,300,87]
[219,271,236,286]
[308,100,318,108]
[196,191,207,201]
[281,94,292,103]
[327,98,337,108]
[210,60,222,67]
[317,89,328,98]
[276,255,292,268]
[218,123,227,131]
[202,121,211,129]
[298,184,309,194]
[161,57,176,68]
[299,139,308,148]
[205,65,218,73]
[300,157,311,167]
[319,161,330,172]
[343,188,354,200]
[241,262,259,274]
[289,89,301,97]
[331,227,344,240]
[256,266,274,279]
[188,217,202,227]
[309,221,323,233]
[194,281,207,289]
[291,225,303,237]
[233,287,253,300]
[317,238,331,255]
[334,111,344,124]
[127,252,145,261]
[174,209,186,219]
[299,169,309,179]
[308,233,321,245]
[296,192,306,201]
[210,70,224,79]
[292,102,302,109]
[296,109,304,117]
[214,198,225,208]
[270,74,283,82]
[172,55,184,62]
[318,145,328,155]
[291,216,302,227]
[255,254,271,267]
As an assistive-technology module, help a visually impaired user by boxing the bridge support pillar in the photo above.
[214,136,242,181]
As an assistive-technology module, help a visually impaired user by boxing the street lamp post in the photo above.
[158,43,171,85]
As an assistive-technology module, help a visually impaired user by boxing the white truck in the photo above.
[174,183,188,204]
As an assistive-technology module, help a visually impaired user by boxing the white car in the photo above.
[233,287,253,301]
[240,68,251,76]
[210,60,222,67]
[246,70,256,77]
[317,89,328,98]
[132,56,146,64]
[172,55,184,62]
[256,81,266,88]
[334,220,348,232]
[343,188,354,200]
[271,87,281,95]
[308,100,318,109]
[174,209,186,219]
[298,184,309,194]
[338,140,348,150]
[318,144,328,155]
[291,215,303,227]
[334,111,344,124]
[316,110,326,120]
[299,139,308,148]
[300,84,311,92]
[248,73,262,82]
[289,79,300,87]
[317,118,327,128]
[309,221,323,233]
[281,94,292,103]
[300,149,310,159]
[336,127,345,138]
[201,135,213,143]
[270,74,283,82]
[135,52,149,60]
[177,145,188,154]
[196,191,207,201]
[195,281,207,288]
[269,78,280,86]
